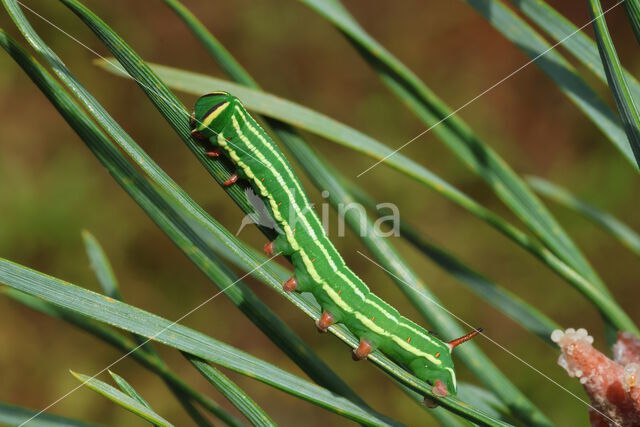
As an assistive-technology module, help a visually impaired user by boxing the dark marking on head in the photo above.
[203,101,228,121]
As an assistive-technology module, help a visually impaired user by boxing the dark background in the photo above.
[1,1,639,425]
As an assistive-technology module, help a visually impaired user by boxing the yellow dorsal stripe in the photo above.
[222,113,442,365]
[235,107,440,347]
[198,101,230,130]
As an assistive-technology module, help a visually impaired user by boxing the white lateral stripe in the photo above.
[322,284,441,365]
[225,111,443,365]
[446,367,457,390]
[236,108,372,300]
[234,109,440,346]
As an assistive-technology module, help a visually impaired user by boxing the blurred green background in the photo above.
[1,1,639,425]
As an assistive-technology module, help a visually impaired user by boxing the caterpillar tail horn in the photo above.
[447,327,483,351]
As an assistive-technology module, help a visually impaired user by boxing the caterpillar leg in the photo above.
[422,380,449,408]
[352,338,374,361]
[190,128,208,140]
[316,310,334,333]
[423,396,439,408]
[287,255,315,294]
[312,295,346,334]
[265,234,294,257]
[283,276,298,293]
[222,174,239,187]
[206,148,221,158]
[432,380,449,397]
[264,241,275,256]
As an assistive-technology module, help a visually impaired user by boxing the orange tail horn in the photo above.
[448,327,483,350]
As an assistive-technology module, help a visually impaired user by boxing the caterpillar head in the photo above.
[191,91,236,139]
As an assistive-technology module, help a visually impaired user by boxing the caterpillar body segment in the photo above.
[191,92,479,397]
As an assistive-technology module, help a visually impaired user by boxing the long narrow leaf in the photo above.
[511,0,640,105]
[456,385,513,424]
[429,412,473,427]
[110,369,212,427]
[109,371,154,409]
[162,0,259,87]
[0,402,95,427]
[186,355,276,427]
[82,230,120,298]
[70,371,173,427]
[465,0,636,169]
[0,257,509,426]
[527,176,640,257]
[82,232,215,427]
[588,0,640,168]
[2,0,363,407]
[1,287,243,427]
[623,0,640,46]
[83,230,159,354]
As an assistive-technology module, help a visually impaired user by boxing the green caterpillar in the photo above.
[190,92,480,398]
